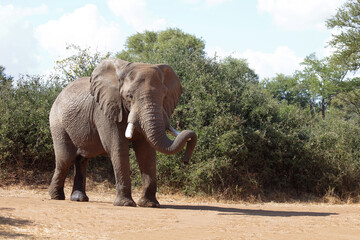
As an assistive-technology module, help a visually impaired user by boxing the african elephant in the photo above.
[48,58,197,207]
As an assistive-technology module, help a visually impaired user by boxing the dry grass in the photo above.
[1,169,360,205]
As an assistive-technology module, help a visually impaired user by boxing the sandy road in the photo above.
[1,186,360,240]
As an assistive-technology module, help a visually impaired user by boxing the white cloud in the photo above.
[257,0,347,30]
[183,0,232,6]
[241,46,303,79]
[205,0,232,6]
[35,4,123,58]
[0,4,47,77]
[207,46,302,79]
[107,0,166,32]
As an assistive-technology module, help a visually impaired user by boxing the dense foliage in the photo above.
[0,72,61,178]
[1,2,360,200]
[327,0,360,72]
[118,28,360,199]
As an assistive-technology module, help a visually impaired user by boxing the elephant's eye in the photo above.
[126,94,133,100]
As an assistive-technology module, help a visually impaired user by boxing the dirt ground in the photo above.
[1,185,360,240]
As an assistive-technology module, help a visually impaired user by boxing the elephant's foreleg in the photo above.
[133,138,159,207]
[70,156,89,202]
[111,145,136,207]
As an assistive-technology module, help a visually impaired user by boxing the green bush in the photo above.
[0,74,62,175]
[303,113,360,196]
[119,29,360,199]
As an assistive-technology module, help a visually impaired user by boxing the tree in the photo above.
[327,0,360,72]
[332,78,360,122]
[117,28,206,67]
[55,44,109,84]
[296,53,347,118]
[262,73,310,107]
[0,66,13,87]
[221,57,258,85]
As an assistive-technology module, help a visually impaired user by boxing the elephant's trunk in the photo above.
[131,99,197,163]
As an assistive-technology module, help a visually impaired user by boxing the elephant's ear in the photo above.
[90,58,128,122]
[157,64,183,117]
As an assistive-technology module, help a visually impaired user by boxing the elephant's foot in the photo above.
[49,187,65,200]
[113,196,137,207]
[137,197,160,208]
[70,190,89,202]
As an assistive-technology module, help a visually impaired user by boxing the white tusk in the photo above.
[168,126,180,137]
[127,111,135,123]
[168,126,192,141]
[125,123,135,139]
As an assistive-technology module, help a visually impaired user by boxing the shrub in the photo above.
[0,75,62,176]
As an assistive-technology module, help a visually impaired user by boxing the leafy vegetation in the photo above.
[1,2,360,201]
[327,0,360,72]
[0,72,61,180]
[55,44,110,84]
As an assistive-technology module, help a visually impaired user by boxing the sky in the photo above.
[0,0,348,80]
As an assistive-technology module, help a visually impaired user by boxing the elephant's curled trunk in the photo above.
[130,104,197,163]
[161,129,197,163]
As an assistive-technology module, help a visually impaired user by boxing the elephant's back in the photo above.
[60,77,91,99]
[50,77,93,130]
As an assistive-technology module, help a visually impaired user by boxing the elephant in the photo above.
[48,58,197,207]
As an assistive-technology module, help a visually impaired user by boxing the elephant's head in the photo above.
[90,58,197,163]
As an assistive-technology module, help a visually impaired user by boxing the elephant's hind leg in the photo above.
[70,156,89,202]
[49,153,76,200]
[49,129,77,200]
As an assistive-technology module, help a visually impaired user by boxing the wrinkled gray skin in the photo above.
[49,58,197,207]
